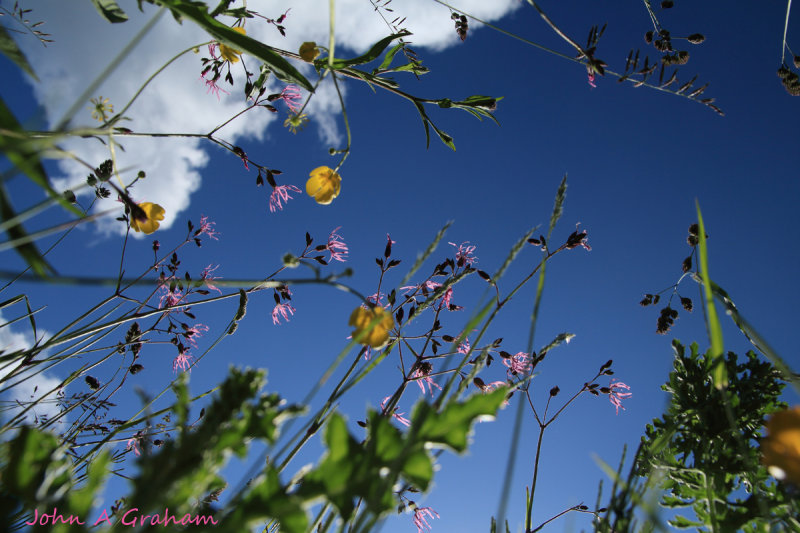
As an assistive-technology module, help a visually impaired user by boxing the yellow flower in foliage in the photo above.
[299,41,319,62]
[130,202,165,235]
[306,166,341,205]
[349,306,395,349]
[761,405,800,484]
[219,26,246,63]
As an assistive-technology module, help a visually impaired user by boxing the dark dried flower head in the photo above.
[682,255,692,273]
[640,294,654,306]
[661,0,674,8]
[687,234,698,246]
[85,375,100,390]
[549,386,560,397]
[676,51,689,65]
[689,223,699,236]
[130,364,144,374]
[645,31,654,44]
[795,56,800,69]
[680,297,693,312]
[656,306,678,334]
[687,33,705,44]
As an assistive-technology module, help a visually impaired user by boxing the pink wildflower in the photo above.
[202,75,229,99]
[200,264,222,294]
[272,302,296,325]
[380,396,410,427]
[184,323,209,349]
[126,433,142,456]
[503,352,531,376]
[173,350,194,373]
[412,507,440,533]
[412,364,442,396]
[269,184,301,213]
[279,85,302,113]
[449,241,477,267]
[366,291,386,307]
[208,43,219,60]
[608,379,632,415]
[159,286,184,309]
[198,215,220,240]
[587,71,597,88]
[456,336,471,355]
[326,226,349,262]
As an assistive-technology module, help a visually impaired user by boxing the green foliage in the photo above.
[0,367,304,531]
[634,341,797,531]
[297,388,507,522]
[89,0,129,23]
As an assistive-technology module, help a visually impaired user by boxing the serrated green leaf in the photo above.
[90,0,129,23]
[0,25,37,80]
[414,388,506,453]
[149,0,312,91]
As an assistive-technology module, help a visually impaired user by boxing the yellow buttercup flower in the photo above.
[219,26,246,63]
[130,202,165,235]
[349,306,394,349]
[306,166,341,205]
[299,41,319,62]
[761,405,800,484]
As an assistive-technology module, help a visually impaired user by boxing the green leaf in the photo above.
[415,388,507,453]
[328,31,411,69]
[376,42,405,72]
[149,0,313,91]
[0,25,37,80]
[695,202,726,389]
[90,0,129,23]
[216,466,308,533]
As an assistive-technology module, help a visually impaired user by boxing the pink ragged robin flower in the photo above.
[380,396,410,427]
[327,226,349,262]
[279,85,302,113]
[184,323,209,349]
[449,241,477,267]
[173,350,194,373]
[366,291,386,307]
[200,264,222,294]
[272,302,295,325]
[412,506,440,533]
[412,364,442,396]
[198,215,220,240]
[608,379,632,415]
[269,184,301,213]
[202,75,229,99]
[457,336,471,355]
[126,432,143,456]
[158,285,184,310]
[587,71,597,88]
[503,352,531,376]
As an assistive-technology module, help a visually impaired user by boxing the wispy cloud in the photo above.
[0,312,61,426]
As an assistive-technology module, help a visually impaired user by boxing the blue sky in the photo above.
[2,1,799,532]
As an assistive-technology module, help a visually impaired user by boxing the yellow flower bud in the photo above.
[349,306,395,349]
[299,41,319,62]
[306,166,341,205]
[219,26,246,63]
[130,202,165,235]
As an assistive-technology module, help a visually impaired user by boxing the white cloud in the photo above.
[0,312,62,426]
[17,0,519,234]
